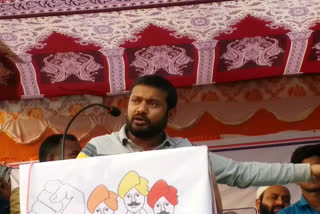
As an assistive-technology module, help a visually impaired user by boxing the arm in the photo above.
[10,187,20,214]
[77,140,98,159]
[209,164,223,214]
[209,153,310,188]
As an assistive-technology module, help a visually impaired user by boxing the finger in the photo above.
[0,176,5,184]
[0,177,9,188]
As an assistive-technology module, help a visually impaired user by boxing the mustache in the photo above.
[132,114,150,122]
[273,206,285,213]
[128,201,141,206]
[157,211,170,214]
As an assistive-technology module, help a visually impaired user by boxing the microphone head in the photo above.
[109,106,121,117]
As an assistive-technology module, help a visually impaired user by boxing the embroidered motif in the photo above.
[313,42,320,61]
[131,45,192,76]
[41,52,102,83]
[221,37,284,70]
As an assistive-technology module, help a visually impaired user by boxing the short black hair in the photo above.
[130,75,178,111]
[39,134,77,162]
[291,143,320,164]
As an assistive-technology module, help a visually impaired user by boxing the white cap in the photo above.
[256,186,270,199]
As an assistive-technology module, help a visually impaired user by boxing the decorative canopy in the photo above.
[0,0,320,100]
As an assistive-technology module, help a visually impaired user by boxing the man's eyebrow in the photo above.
[130,96,162,102]
[147,98,162,102]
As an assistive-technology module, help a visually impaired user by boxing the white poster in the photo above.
[20,146,214,214]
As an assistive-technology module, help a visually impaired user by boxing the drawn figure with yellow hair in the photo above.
[118,171,149,214]
[87,185,118,214]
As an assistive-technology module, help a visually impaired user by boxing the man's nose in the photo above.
[136,102,148,113]
[275,198,285,206]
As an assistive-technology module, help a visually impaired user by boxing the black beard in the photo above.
[259,202,273,214]
[259,201,284,214]
[126,114,168,139]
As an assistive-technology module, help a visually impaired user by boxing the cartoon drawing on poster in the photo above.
[147,180,178,214]
[19,147,212,214]
[87,185,118,214]
[29,180,85,214]
[118,171,149,214]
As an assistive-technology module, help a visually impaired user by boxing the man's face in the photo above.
[298,156,320,192]
[127,85,169,139]
[124,187,145,212]
[153,196,175,214]
[257,186,290,214]
[93,202,114,214]
[52,139,82,161]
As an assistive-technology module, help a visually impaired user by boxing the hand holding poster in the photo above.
[20,146,216,214]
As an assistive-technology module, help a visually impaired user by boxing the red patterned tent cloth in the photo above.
[0,0,320,100]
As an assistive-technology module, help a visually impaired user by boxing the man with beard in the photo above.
[77,75,320,188]
[147,180,178,214]
[278,144,320,214]
[256,186,291,214]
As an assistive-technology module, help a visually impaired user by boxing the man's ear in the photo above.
[168,108,176,122]
[256,199,261,213]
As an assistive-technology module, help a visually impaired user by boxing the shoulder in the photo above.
[89,131,121,145]
[169,137,193,147]
[80,131,123,157]
[277,202,299,214]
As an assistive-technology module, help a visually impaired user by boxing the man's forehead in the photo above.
[64,139,81,149]
[131,85,167,97]
[264,186,289,195]
[302,156,320,164]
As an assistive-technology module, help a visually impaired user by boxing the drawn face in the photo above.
[124,187,145,212]
[93,202,113,214]
[127,85,168,139]
[153,196,175,214]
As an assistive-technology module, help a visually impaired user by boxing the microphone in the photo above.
[108,106,121,117]
[61,103,121,160]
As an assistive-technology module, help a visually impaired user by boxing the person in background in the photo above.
[256,185,290,214]
[278,144,320,214]
[0,176,10,214]
[9,134,82,214]
[39,134,82,162]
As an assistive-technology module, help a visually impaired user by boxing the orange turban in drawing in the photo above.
[87,185,118,213]
[147,180,178,208]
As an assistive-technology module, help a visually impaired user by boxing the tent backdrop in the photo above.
[1,74,320,163]
[0,0,320,100]
[1,0,320,161]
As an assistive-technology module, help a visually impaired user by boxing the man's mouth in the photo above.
[273,207,282,213]
[132,115,149,125]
